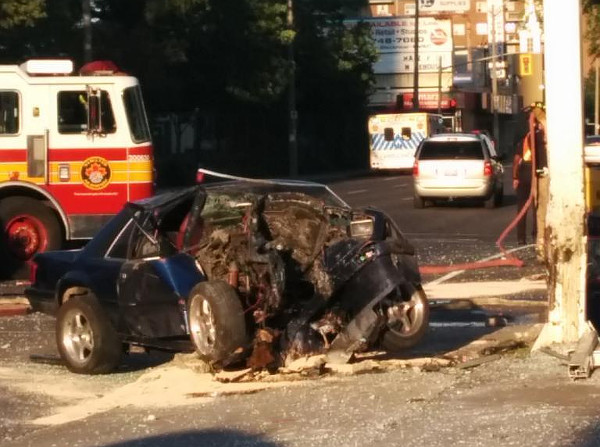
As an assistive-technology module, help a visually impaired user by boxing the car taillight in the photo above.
[483,161,493,177]
[412,160,419,176]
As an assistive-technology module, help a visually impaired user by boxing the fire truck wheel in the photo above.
[0,197,62,279]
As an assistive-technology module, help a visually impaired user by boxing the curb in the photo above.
[0,296,31,317]
[0,303,30,317]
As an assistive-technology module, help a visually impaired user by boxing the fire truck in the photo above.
[0,59,154,279]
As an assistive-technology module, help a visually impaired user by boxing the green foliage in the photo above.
[0,0,45,29]
[585,1,600,62]
[2,0,376,176]
[0,0,83,62]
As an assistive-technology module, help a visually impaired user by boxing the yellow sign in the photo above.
[520,53,533,76]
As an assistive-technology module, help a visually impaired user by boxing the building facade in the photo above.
[361,0,545,154]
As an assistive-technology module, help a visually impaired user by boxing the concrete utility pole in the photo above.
[535,0,587,347]
[412,0,419,111]
[490,6,499,149]
[594,59,600,135]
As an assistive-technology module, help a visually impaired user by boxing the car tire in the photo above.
[380,285,429,351]
[188,280,247,363]
[494,186,504,207]
[56,293,122,374]
[484,190,497,209]
[0,197,62,279]
[413,193,425,209]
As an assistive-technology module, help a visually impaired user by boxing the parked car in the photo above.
[27,175,429,374]
[412,133,504,209]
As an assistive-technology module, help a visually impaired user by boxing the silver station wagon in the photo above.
[412,133,504,209]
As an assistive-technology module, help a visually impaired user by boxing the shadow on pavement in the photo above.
[102,429,280,447]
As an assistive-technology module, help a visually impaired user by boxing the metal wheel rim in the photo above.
[62,310,95,366]
[387,290,425,337]
[189,295,217,353]
[5,214,48,260]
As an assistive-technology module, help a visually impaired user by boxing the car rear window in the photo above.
[418,141,484,160]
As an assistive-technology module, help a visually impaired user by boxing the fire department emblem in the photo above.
[81,156,111,190]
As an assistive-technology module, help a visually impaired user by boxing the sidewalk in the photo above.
[0,281,30,317]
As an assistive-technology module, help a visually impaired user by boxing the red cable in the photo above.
[419,113,538,275]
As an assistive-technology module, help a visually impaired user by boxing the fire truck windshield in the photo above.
[123,85,151,143]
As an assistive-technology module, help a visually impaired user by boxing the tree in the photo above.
[0,0,45,29]
[0,0,83,63]
[0,0,376,177]
[584,0,600,61]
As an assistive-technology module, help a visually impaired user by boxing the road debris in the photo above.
[214,368,253,383]
[456,354,501,369]
[567,326,599,380]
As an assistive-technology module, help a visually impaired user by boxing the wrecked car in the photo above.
[26,174,429,374]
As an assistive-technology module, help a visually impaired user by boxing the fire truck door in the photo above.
[21,86,50,183]
[49,84,119,190]
[26,133,48,181]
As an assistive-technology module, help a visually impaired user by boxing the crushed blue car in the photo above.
[27,174,429,374]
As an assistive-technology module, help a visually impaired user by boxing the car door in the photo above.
[117,212,203,339]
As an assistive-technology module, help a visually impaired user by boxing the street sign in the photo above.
[520,53,533,76]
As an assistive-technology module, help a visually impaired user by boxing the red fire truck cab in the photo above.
[0,59,154,279]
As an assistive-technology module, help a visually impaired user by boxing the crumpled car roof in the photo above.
[130,178,349,211]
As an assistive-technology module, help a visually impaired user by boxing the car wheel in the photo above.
[494,186,504,207]
[0,197,62,279]
[484,189,497,209]
[380,285,429,351]
[188,280,247,363]
[56,293,122,374]
[413,193,425,209]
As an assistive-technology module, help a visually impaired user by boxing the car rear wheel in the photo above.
[413,193,425,209]
[0,197,62,279]
[380,285,429,351]
[494,186,504,207]
[484,189,497,209]
[188,281,247,363]
[56,293,122,374]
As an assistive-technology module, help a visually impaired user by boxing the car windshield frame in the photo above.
[202,179,350,209]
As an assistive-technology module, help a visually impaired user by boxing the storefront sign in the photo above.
[405,0,470,14]
[346,17,453,74]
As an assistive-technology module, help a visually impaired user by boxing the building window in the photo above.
[57,90,116,134]
[376,4,391,16]
[454,23,466,36]
[476,23,488,35]
[0,91,19,135]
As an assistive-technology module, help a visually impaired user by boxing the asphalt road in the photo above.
[328,171,518,246]
[0,170,563,447]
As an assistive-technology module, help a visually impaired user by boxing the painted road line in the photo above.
[347,189,368,195]
[429,321,487,328]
